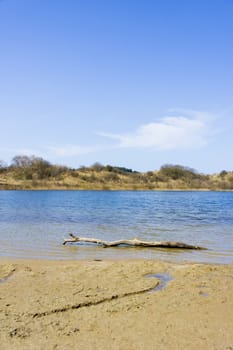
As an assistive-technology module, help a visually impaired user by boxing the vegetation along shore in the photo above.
[0,155,233,190]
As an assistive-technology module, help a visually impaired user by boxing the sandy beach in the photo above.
[0,258,232,350]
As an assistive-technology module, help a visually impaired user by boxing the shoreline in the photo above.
[1,255,233,265]
[1,187,233,191]
[0,258,232,349]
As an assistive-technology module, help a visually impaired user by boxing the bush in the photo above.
[159,164,198,180]
[220,170,228,177]
[91,162,104,172]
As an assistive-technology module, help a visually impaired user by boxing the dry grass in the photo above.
[0,166,233,191]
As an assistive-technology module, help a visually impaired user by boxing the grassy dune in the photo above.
[0,157,232,190]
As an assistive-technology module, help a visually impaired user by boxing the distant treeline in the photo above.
[0,156,136,180]
[0,155,232,190]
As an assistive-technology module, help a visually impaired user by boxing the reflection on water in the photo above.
[0,190,232,264]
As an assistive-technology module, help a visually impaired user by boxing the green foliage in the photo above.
[220,170,228,177]
[106,165,136,174]
[115,166,135,174]
[106,165,114,172]
[159,164,198,180]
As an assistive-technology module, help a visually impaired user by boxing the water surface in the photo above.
[0,190,232,264]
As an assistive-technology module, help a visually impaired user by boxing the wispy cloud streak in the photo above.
[98,109,213,150]
[0,109,216,162]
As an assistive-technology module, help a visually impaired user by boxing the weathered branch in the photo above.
[63,233,205,250]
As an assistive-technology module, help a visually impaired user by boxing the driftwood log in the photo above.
[63,233,205,250]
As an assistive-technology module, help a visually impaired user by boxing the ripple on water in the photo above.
[0,190,233,264]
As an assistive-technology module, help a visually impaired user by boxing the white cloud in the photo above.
[98,109,212,150]
[0,109,214,164]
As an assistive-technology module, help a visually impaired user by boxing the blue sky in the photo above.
[0,0,232,173]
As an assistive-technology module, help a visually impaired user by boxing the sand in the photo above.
[0,258,232,350]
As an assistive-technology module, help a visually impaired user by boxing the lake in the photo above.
[0,190,232,264]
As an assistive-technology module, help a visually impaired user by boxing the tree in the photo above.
[11,155,53,180]
[11,155,35,168]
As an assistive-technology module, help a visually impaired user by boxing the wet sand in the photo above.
[0,258,232,350]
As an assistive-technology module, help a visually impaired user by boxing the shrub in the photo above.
[159,164,198,180]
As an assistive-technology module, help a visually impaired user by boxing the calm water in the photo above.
[0,190,232,264]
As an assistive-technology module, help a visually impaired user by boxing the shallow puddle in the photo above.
[145,273,173,292]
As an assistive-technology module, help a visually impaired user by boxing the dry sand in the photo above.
[0,258,232,350]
